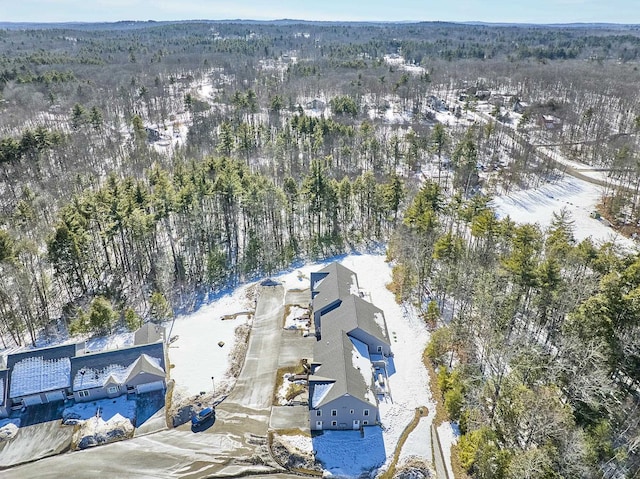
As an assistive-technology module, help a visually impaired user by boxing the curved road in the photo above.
[3,284,297,479]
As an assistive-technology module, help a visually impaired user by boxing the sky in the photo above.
[1,0,638,24]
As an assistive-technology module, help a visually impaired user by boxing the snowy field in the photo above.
[490,175,636,249]
[64,395,136,422]
[166,285,254,395]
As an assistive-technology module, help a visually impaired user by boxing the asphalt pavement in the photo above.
[3,283,302,479]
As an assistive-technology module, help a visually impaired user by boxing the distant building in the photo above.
[305,98,326,111]
[539,114,563,130]
[145,127,162,142]
[309,262,392,431]
[427,95,445,111]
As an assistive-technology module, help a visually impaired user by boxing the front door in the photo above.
[316,420,323,430]
[353,419,360,430]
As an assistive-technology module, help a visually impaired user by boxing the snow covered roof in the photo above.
[6,343,80,371]
[73,354,164,390]
[71,342,165,392]
[6,343,81,398]
[9,356,71,398]
[308,261,391,411]
[125,354,165,384]
[309,381,334,408]
[74,363,129,390]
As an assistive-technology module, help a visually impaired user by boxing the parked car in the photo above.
[191,407,215,426]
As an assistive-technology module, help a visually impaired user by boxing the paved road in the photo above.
[224,284,284,410]
[470,107,635,194]
[3,284,296,479]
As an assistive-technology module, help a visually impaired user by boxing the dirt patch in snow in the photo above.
[0,420,20,443]
[270,432,321,473]
[393,456,435,478]
[73,414,134,450]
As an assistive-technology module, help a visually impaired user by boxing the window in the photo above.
[363,420,369,425]
[331,409,337,416]
[350,409,354,414]
[78,390,89,398]
[316,410,322,417]
[331,421,337,427]
[377,346,382,353]
[364,409,370,416]
[107,386,119,394]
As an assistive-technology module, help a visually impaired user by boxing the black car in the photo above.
[191,407,215,426]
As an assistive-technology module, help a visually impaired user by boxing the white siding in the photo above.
[135,381,164,394]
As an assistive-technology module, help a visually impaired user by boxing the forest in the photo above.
[1,19,640,477]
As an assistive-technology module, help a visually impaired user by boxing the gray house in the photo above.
[311,262,361,339]
[70,342,166,402]
[321,294,391,356]
[309,262,392,431]
[309,332,378,431]
[6,343,83,407]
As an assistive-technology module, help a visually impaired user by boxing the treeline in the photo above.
[0,127,65,163]
[390,180,640,477]
[0,155,403,345]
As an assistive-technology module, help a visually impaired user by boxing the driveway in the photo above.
[2,283,293,479]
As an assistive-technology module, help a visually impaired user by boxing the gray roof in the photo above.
[70,342,165,390]
[134,322,165,346]
[309,262,390,412]
[6,343,81,370]
[311,331,375,408]
[321,294,390,345]
[311,262,359,313]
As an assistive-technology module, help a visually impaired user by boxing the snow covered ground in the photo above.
[490,175,636,249]
[4,171,623,472]
[283,305,309,331]
[64,395,136,422]
[0,419,20,442]
[314,428,387,477]
[165,285,254,396]
[281,433,313,454]
[438,422,461,479]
